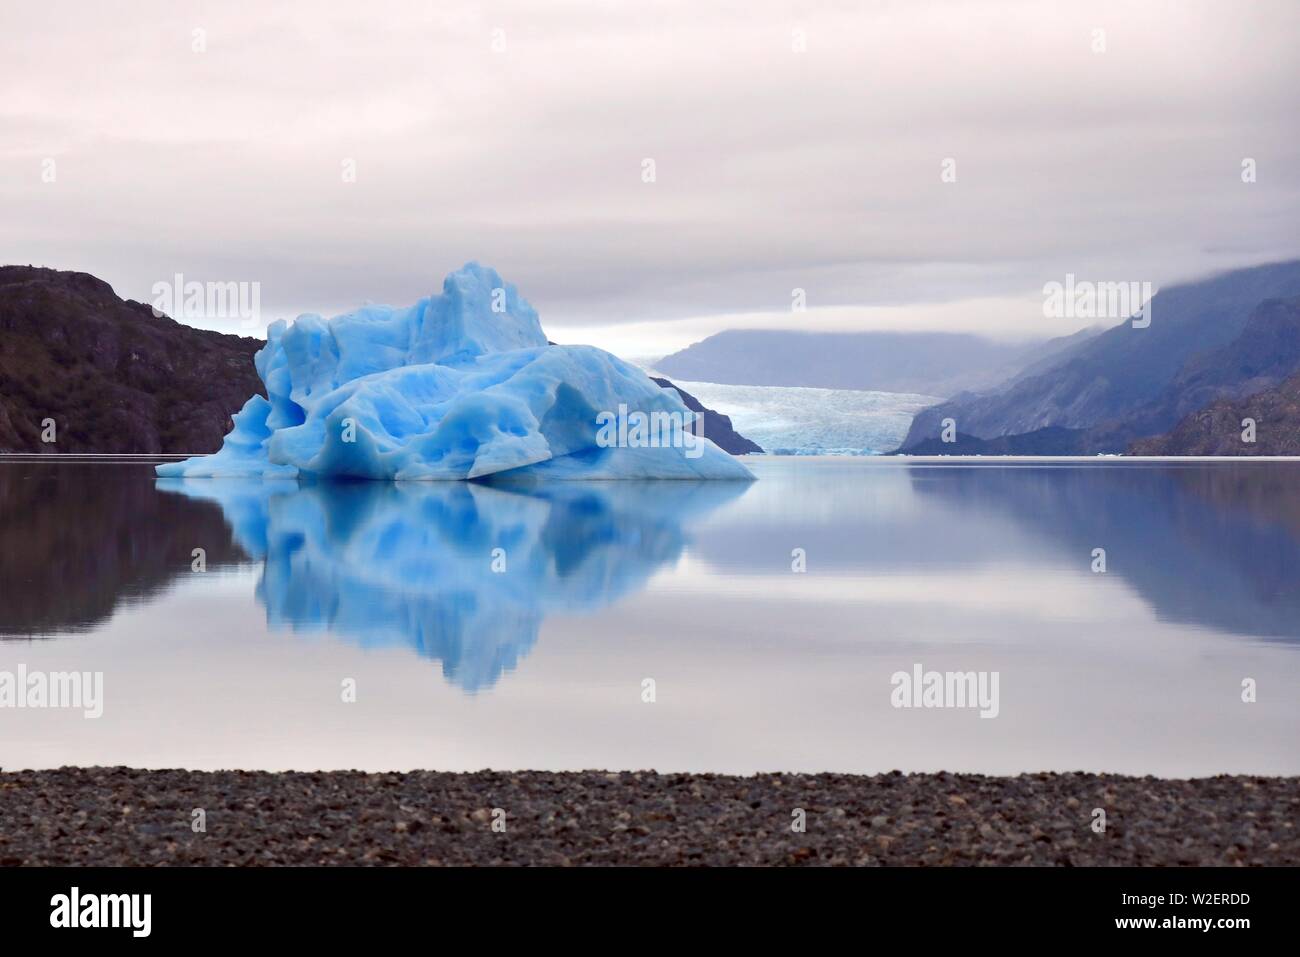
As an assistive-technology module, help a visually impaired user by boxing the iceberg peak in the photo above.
[157,264,754,482]
[414,261,548,366]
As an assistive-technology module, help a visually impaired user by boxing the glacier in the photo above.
[643,377,942,455]
[157,263,753,481]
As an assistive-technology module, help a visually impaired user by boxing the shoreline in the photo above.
[2,768,1296,866]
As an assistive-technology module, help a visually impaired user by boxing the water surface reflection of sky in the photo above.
[1,459,1297,775]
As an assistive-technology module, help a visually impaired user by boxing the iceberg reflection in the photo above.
[158,478,745,690]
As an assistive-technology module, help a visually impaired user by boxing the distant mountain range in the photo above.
[899,260,1300,455]
[652,260,1300,456]
[655,328,1101,398]
[0,267,759,455]
[8,261,1299,458]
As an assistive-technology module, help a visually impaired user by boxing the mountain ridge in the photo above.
[1131,369,1300,455]
[0,265,265,453]
[655,328,1101,398]
[900,260,1300,453]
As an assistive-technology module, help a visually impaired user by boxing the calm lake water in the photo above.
[2,457,1298,776]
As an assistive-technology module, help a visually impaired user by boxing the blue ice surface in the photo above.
[158,477,746,691]
[157,263,754,482]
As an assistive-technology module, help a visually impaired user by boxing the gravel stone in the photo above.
[0,767,1296,866]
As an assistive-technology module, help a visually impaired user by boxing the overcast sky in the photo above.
[2,1,1298,356]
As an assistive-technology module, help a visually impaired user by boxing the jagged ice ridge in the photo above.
[157,263,753,481]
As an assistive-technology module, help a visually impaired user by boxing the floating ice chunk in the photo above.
[157,263,753,481]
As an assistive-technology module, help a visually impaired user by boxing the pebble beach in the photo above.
[1,767,1296,866]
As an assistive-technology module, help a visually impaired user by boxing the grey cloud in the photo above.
[1,0,1297,346]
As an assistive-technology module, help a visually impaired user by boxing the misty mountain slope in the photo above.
[900,294,1300,455]
[1001,325,1107,385]
[655,329,1093,398]
[1131,368,1300,455]
[901,260,1300,449]
[1089,295,1300,447]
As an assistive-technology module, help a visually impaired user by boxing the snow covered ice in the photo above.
[157,263,753,481]
[648,379,942,455]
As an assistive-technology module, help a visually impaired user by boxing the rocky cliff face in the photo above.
[1088,296,1300,449]
[650,377,762,455]
[0,266,264,453]
[1130,371,1300,455]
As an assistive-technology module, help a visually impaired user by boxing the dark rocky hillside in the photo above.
[0,266,264,453]
[900,426,1090,456]
[651,377,762,454]
[1131,371,1300,455]
[1087,295,1300,449]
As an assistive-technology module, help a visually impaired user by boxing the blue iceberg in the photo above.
[157,263,753,481]
[157,477,747,691]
